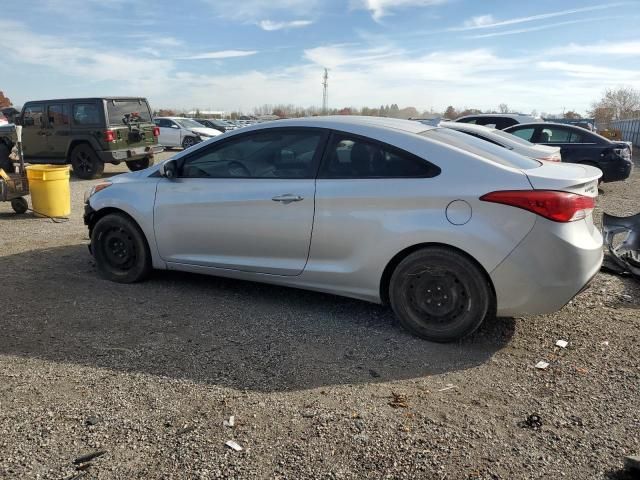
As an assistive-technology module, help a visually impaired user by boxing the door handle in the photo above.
[272,194,304,204]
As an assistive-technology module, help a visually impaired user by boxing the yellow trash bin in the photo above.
[26,165,71,217]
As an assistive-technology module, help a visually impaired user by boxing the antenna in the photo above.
[322,68,329,115]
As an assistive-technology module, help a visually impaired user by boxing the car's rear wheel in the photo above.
[91,213,151,283]
[182,136,197,149]
[71,144,104,179]
[389,247,491,342]
[126,157,153,172]
[0,143,13,173]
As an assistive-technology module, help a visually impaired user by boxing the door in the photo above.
[20,104,48,158]
[155,119,181,146]
[45,103,72,161]
[154,128,328,275]
[535,126,591,164]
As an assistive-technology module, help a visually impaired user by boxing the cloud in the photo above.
[547,40,640,56]
[200,0,319,21]
[259,19,313,31]
[181,50,258,60]
[351,0,448,21]
[452,3,628,31]
[467,16,620,39]
[463,15,494,28]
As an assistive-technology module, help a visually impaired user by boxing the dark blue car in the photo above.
[504,122,633,183]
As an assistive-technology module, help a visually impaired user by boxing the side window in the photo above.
[510,127,536,142]
[48,104,70,127]
[181,130,324,179]
[320,134,438,179]
[22,104,44,128]
[568,131,584,143]
[541,128,571,143]
[155,119,172,128]
[73,103,101,125]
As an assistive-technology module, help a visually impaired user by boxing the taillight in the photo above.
[103,129,116,142]
[480,190,595,222]
[153,126,160,137]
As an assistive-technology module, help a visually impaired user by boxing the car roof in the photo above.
[456,113,537,119]
[510,122,585,129]
[240,116,433,134]
[24,97,148,103]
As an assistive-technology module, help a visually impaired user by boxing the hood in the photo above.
[191,127,222,137]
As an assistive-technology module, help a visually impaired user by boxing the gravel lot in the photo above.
[0,152,639,480]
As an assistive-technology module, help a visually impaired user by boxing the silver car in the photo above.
[84,116,603,342]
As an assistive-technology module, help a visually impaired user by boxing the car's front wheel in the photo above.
[91,213,151,283]
[126,157,153,172]
[389,247,491,342]
[182,136,197,149]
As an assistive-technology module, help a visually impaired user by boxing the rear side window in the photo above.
[107,99,152,126]
[422,128,541,169]
[320,133,439,178]
[73,103,101,125]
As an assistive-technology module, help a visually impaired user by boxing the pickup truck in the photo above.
[0,97,163,179]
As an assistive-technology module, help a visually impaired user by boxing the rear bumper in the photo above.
[98,145,163,164]
[490,217,603,316]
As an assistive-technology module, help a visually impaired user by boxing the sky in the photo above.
[2,0,640,115]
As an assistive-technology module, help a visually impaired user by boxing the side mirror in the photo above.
[160,159,178,179]
[171,124,180,129]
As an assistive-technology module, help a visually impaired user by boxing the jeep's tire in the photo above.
[389,247,491,342]
[91,213,151,283]
[70,144,104,179]
[182,136,197,149]
[126,157,153,172]
[0,143,13,173]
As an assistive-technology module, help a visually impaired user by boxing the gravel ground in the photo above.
[0,152,639,480]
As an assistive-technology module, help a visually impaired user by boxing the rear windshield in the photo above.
[107,99,152,126]
[421,128,541,169]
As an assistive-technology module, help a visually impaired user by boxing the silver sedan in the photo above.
[84,116,603,342]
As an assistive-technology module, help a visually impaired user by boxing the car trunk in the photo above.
[524,162,601,196]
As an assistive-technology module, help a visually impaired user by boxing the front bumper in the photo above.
[490,217,603,316]
[601,158,633,183]
[98,145,164,164]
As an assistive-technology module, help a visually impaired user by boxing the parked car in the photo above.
[84,116,603,342]
[504,122,633,183]
[0,97,161,179]
[440,121,561,162]
[455,113,542,130]
[193,118,236,133]
[153,117,222,149]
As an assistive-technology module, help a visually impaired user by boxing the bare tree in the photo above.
[563,110,582,119]
[589,86,640,124]
[498,103,510,114]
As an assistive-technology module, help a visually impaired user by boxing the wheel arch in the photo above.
[379,242,496,307]
[66,139,100,160]
[88,207,146,243]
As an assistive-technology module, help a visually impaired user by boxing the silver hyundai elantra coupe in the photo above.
[84,116,603,342]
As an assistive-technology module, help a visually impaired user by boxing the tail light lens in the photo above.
[480,190,595,222]
[153,126,160,137]
[103,129,116,142]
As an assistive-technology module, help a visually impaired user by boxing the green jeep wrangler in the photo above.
[0,97,162,179]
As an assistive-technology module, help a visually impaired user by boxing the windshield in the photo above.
[421,128,541,169]
[175,118,205,129]
[107,99,152,125]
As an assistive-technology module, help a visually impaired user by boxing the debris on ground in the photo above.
[555,340,569,348]
[85,416,100,426]
[518,414,543,430]
[225,440,243,452]
[223,415,235,428]
[602,212,640,280]
[437,384,457,392]
[535,361,550,370]
[388,392,409,408]
[73,451,107,465]
[176,425,196,435]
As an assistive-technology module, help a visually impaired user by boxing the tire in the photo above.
[70,144,104,179]
[389,247,491,342]
[11,197,28,214]
[0,143,13,173]
[182,136,197,149]
[91,213,151,283]
[126,156,153,172]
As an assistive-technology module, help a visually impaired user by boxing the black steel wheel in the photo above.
[126,157,153,172]
[70,144,104,179]
[11,197,28,214]
[91,213,151,283]
[389,247,491,342]
[182,136,197,149]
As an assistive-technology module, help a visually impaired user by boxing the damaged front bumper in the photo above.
[602,212,640,279]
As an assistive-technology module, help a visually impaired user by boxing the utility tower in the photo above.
[322,68,329,115]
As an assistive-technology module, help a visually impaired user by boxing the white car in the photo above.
[440,122,562,162]
[153,117,222,149]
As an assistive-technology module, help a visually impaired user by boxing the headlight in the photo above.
[84,182,112,203]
